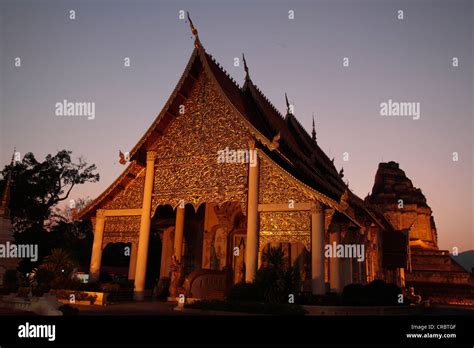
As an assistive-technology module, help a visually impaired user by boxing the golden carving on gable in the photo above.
[259,158,313,205]
[259,211,311,250]
[150,72,251,213]
[325,208,335,231]
[103,168,145,210]
[103,216,140,246]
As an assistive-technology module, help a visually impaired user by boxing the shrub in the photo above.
[342,280,403,306]
[100,283,120,293]
[34,268,55,285]
[32,283,50,297]
[3,270,19,293]
[58,304,79,316]
[341,284,365,306]
[254,267,284,303]
[297,292,342,306]
[50,276,84,290]
[252,247,301,304]
[261,247,287,269]
[99,273,113,283]
[226,282,260,302]
[40,249,77,277]
[17,287,31,298]
[51,289,97,304]
[81,282,101,292]
[365,279,402,306]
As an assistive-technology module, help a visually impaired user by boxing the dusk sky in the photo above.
[0,0,472,252]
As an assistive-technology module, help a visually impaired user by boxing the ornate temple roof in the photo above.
[78,14,385,228]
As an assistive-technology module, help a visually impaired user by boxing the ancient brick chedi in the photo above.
[366,162,474,305]
[365,161,438,249]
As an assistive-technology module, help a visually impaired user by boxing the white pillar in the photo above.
[329,229,343,292]
[245,147,259,283]
[128,242,138,280]
[133,151,156,300]
[311,203,325,295]
[89,210,106,282]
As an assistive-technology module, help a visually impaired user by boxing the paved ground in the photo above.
[1,300,472,316]
[71,300,250,316]
[0,308,35,315]
[72,300,181,316]
[423,304,474,316]
[71,301,474,316]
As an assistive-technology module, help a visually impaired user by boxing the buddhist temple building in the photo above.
[78,14,409,301]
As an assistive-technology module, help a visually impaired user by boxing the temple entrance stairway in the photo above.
[406,248,474,306]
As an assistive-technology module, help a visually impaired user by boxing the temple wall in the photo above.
[257,157,315,251]
[201,202,246,271]
[202,203,223,270]
[258,157,314,205]
[150,71,252,213]
[102,165,145,210]
[383,205,435,244]
[103,215,141,246]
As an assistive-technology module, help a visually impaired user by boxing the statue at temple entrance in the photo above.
[233,236,246,283]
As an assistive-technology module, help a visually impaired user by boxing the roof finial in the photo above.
[285,93,291,115]
[311,112,317,142]
[186,11,200,48]
[242,53,250,80]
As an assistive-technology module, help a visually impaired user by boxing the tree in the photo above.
[0,150,99,274]
[255,246,300,304]
[50,197,91,225]
[2,150,99,231]
[261,246,287,270]
[40,249,77,277]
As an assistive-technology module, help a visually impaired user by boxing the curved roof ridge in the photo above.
[286,113,314,151]
[209,53,242,90]
[251,82,286,122]
[291,113,312,141]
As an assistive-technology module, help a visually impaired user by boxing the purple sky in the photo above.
[1,0,472,252]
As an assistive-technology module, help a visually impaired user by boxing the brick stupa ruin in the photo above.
[366,161,474,305]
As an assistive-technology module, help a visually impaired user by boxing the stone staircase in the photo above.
[406,248,474,305]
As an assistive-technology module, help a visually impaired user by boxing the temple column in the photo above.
[128,242,138,281]
[169,206,185,297]
[311,202,325,295]
[399,267,406,288]
[160,227,174,279]
[133,151,156,301]
[342,257,353,287]
[329,229,343,292]
[245,146,259,283]
[173,206,185,262]
[89,209,106,282]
